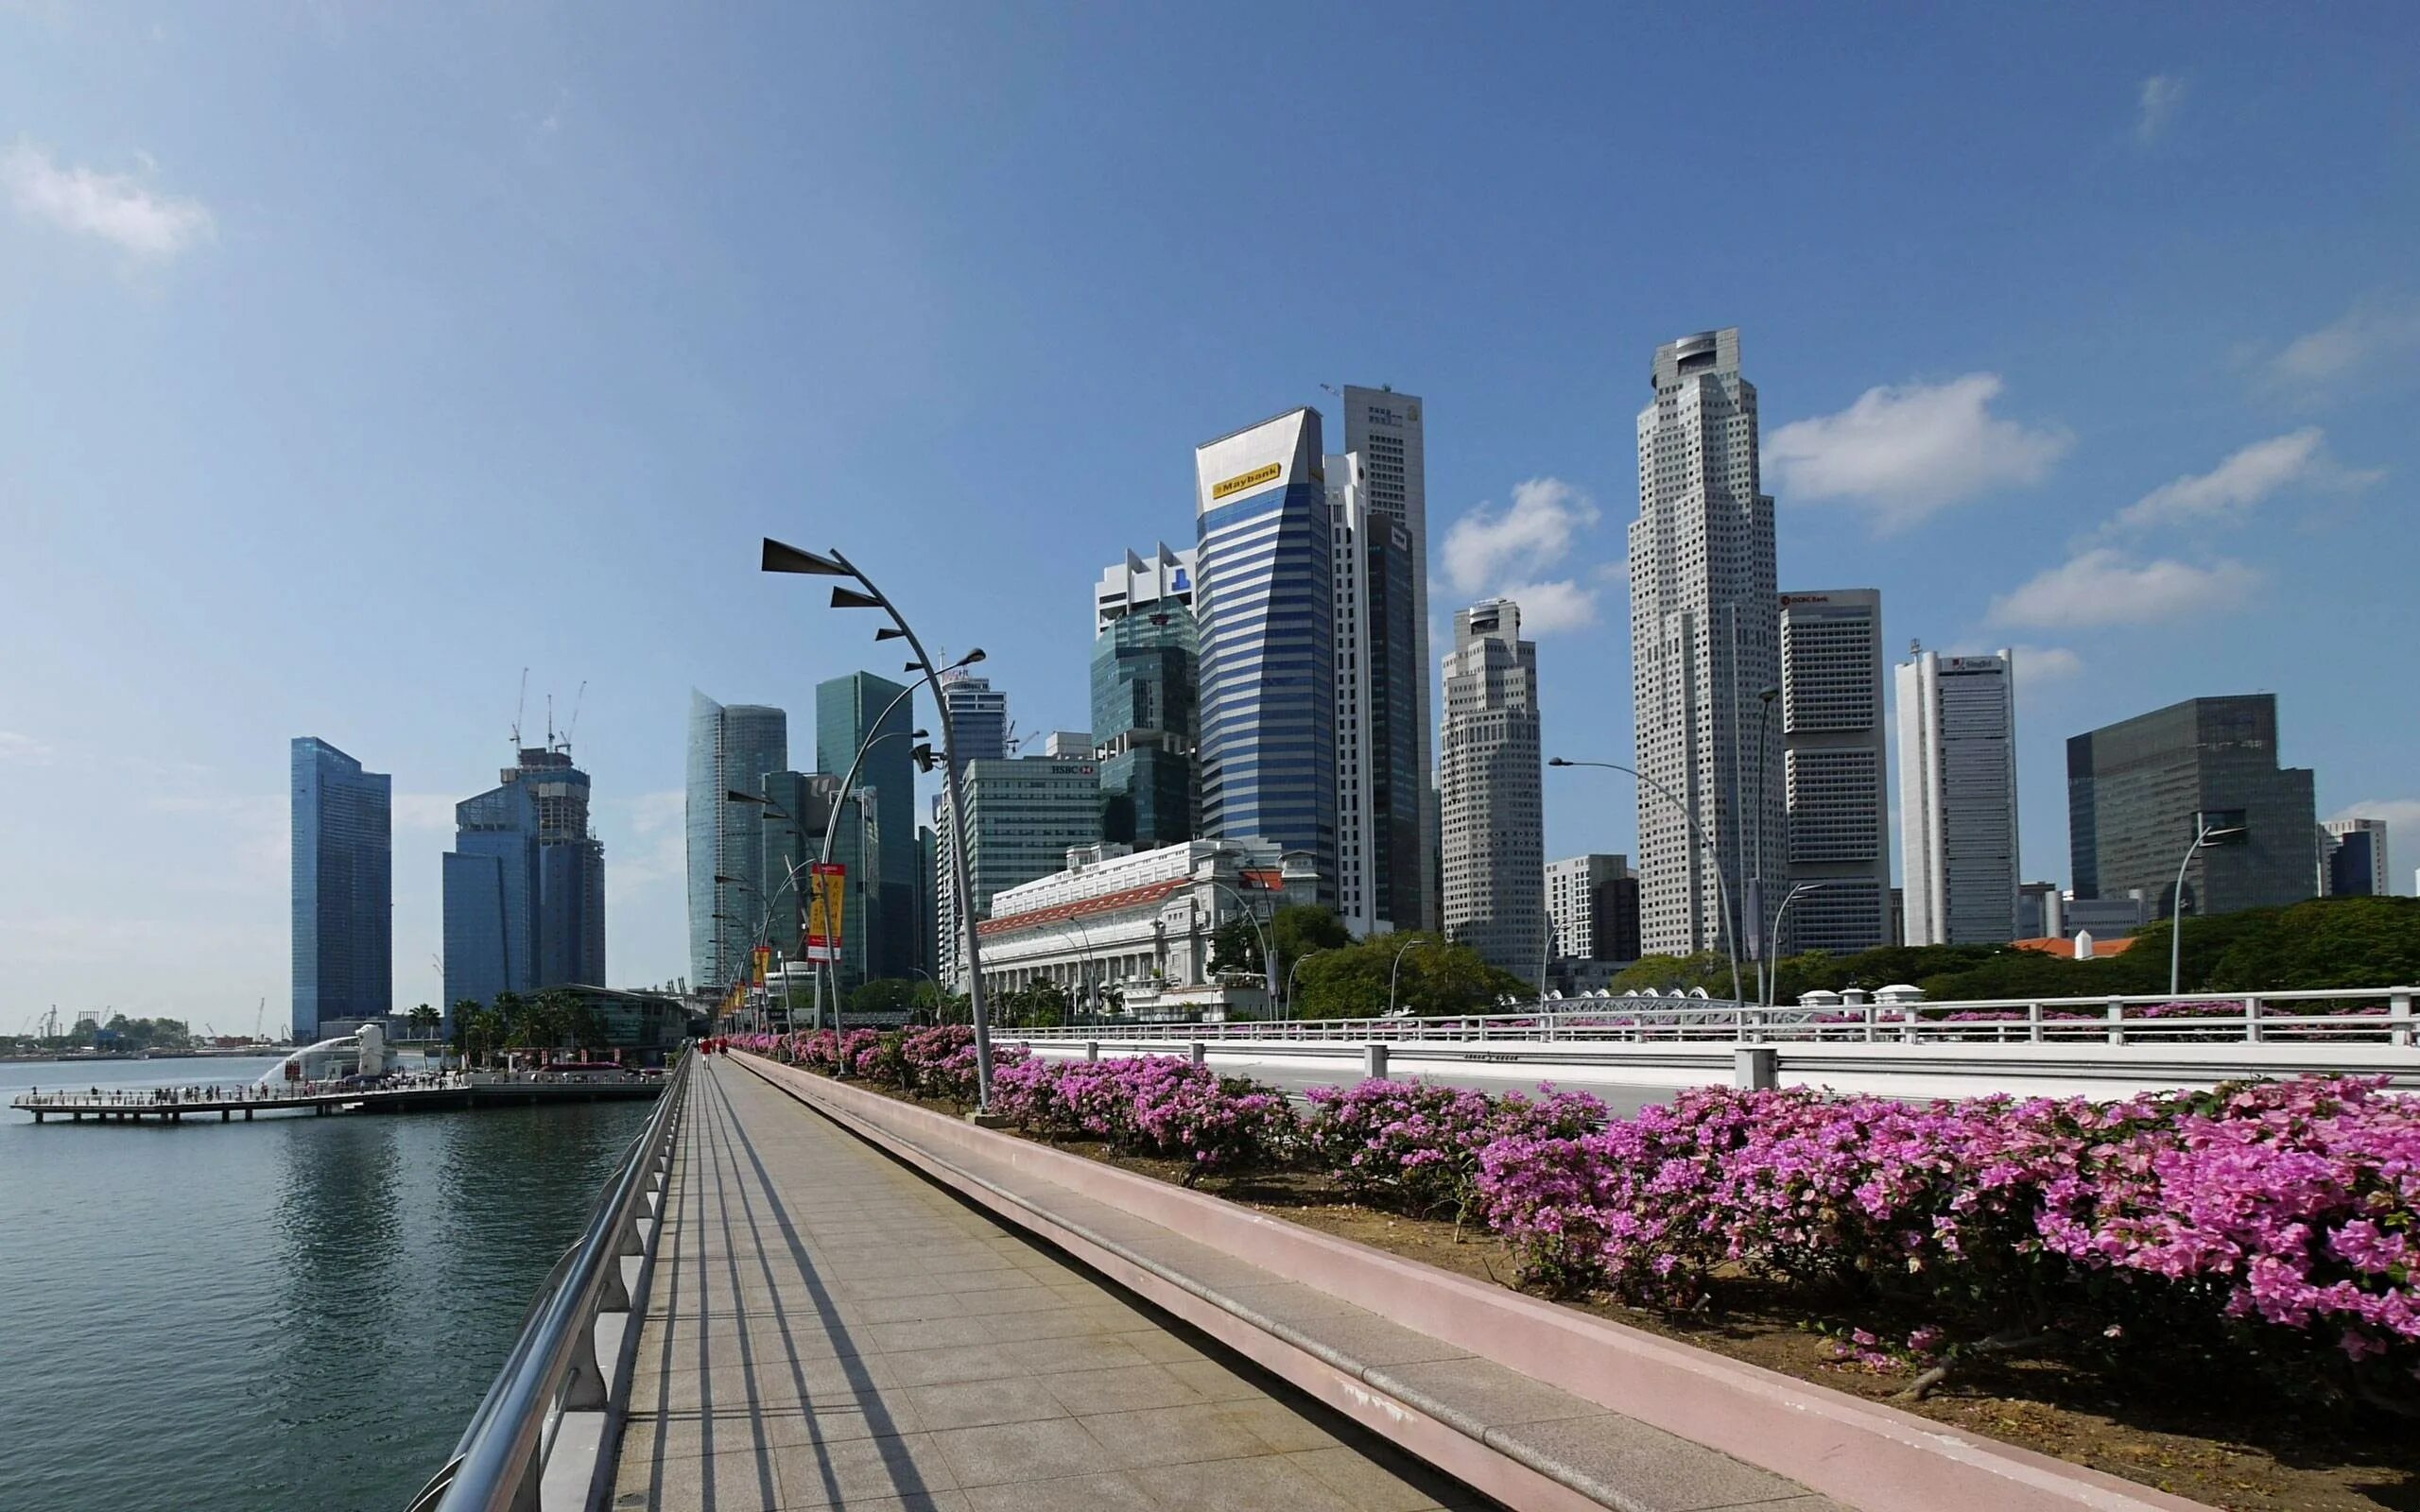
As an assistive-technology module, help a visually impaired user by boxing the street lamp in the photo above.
[1762,881,1831,1006]
[1549,757,1745,1006]
[2169,814,2248,995]
[762,536,1000,1108]
[1203,878,1279,1020]
[1751,684,1780,1005]
[1385,936,1426,1017]
[1285,947,1326,1015]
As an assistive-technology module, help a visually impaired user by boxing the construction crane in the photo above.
[509,666,529,748]
[561,679,586,752]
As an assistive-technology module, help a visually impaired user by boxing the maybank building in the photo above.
[1194,409,1338,904]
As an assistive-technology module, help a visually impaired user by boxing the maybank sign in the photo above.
[1211,462,1282,501]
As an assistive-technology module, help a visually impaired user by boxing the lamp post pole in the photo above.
[1549,757,1744,1007]
[1762,881,1824,1006]
[1204,879,1278,1021]
[1386,936,1423,1017]
[1751,685,1779,1007]
[1285,948,1324,1015]
[2169,817,2245,996]
[760,538,997,1107]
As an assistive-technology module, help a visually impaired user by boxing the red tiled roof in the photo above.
[2009,934,2140,957]
[977,878,1185,937]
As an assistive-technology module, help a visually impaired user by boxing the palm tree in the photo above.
[406,1003,441,1040]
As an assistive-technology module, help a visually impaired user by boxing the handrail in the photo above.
[405,1049,692,1512]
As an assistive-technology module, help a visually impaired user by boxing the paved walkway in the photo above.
[612,1058,1492,1511]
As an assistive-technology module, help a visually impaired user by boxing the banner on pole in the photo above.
[752,943,772,988]
[805,863,846,963]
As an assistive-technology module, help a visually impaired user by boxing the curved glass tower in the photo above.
[1193,408,1337,903]
[686,691,788,989]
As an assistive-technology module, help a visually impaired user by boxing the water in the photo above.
[0,1055,654,1511]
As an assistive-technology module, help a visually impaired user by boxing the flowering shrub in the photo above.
[1305,1079,1604,1222]
[986,1054,1296,1184]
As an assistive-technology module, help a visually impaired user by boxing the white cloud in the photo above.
[1438,477,1608,635]
[607,789,687,886]
[2,139,215,259]
[1989,549,2260,628]
[0,730,53,763]
[2331,800,2420,896]
[2109,428,2381,534]
[1490,580,1598,634]
[1765,373,2070,531]
[2270,294,2420,387]
[2135,75,2187,144]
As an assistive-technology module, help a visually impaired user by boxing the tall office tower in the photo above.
[958,753,1101,930]
[1441,600,1545,971]
[916,823,939,981]
[2319,817,2392,898]
[443,746,608,1019]
[1896,649,2021,944]
[819,672,919,983]
[1776,591,1892,955]
[2067,695,2317,919]
[1545,854,1635,960]
[685,691,787,989]
[1341,386,1437,930]
[938,672,1009,765]
[1194,409,1339,902]
[758,770,838,961]
[933,794,960,988]
[1328,452,1424,936]
[1630,330,1784,960]
[292,736,392,1040]
[1093,544,1200,850]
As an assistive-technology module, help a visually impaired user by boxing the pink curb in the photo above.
[733,1052,2211,1512]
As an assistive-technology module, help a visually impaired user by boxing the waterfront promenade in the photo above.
[617,1058,1492,1510]
[11,1070,666,1125]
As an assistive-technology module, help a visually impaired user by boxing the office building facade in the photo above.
[1340,386,1438,931]
[758,769,839,964]
[818,672,920,982]
[938,673,1008,765]
[685,692,787,989]
[1776,590,1893,955]
[946,756,1102,954]
[1629,330,1785,958]
[2066,695,2317,919]
[442,747,606,1019]
[1896,649,2020,944]
[1193,409,1338,902]
[2320,817,2392,898]
[292,736,392,1040]
[1328,452,1424,936]
[1546,854,1638,962]
[1442,599,1545,972]
[1093,544,1199,851]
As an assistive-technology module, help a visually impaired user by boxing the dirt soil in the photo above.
[813,1070,2417,1512]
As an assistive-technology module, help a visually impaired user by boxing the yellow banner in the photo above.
[1211,462,1281,501]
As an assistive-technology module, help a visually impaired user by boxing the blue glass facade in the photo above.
[291,736,392,1040]
[686,692,788,988]
[443,749,607,1024]
[1194,410,1338,902]
[818,673,919,985]
[1091,598,1198,849]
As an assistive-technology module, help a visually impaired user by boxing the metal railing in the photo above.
[406,1049,691,1512]
[999,987,2420,1049]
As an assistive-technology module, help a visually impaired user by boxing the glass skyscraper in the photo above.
[686,691,788,989]
[444,747,606,1022]
[291,736,391,1040]
[818,672,919,984]
[1092,545,1199,850]
[1193,409,1337,903]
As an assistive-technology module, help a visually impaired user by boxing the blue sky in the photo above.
[3,4,2414,1026]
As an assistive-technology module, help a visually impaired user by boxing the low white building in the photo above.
[976,839,1318,1021]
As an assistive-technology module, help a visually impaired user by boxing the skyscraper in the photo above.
[443,746,606,1018]
[759,769,838,964]
[2320,817,2392,898]
[1545,854,1637,962]
[1194,409,1338,902]
[1092,544,1199,850]
[1897,649,2020,945]
[1776,590,1892,954]
[949,754,1101,951]
[1341,386,1437,930]
[938,673,1008,765]
[2066,695,2317,920]
[818,672,919,983]
[1629,330,1784,959]
[685,691,787,988]
[291,736,391,1040]
[1442,599,1544,972]
[1328,451,1423,936]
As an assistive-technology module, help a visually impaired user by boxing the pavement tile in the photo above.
[881,1343,1025,1387]
[958,1470,1156,1512]
[1124,1454,1360,1512]
[769,1431,963,1509]
[1033,1363,1206,1416]
[1283,1446,1480,1512]
[928,1417,1108,1488]
[971,1306,1128,1343]
[1074,1402,1270,1470]
[1158,1358,1269,1403]
[609,1442,782,1511]
[622,1403,925,1458]
[901,1377,1072,1431]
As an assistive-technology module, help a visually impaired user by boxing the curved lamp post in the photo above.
[1385,936,1426,1017]
[1203,879,1278,1020]
[1761,880,1832,1006]
[2169,815,2247,996]
[762,537,1000,1108]
[1285,947,1325,1016]
[1548,757,1744,1007]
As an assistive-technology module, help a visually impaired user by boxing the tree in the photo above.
[406,1004,441,1039]
[1290,934,1529,1019]
[1001,980,1069,1027]
[849,978,920,1019]
[1209,903,1354,986]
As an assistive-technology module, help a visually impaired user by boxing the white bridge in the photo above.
[1001,986,2420,1106]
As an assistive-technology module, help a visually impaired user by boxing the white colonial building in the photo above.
[976,839,1318,1021]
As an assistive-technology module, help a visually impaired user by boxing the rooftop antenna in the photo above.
[545,692,555,748]
[510,667,528,748]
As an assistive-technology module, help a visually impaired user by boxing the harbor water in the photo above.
[0,1054,653,1510]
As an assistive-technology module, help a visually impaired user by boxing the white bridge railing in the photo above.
[1007,987,2420,1049]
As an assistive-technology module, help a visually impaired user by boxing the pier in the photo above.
[11,1072,666,1125]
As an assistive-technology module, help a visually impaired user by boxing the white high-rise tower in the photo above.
[1896,648,2020,945]
[1441,598,1544,973]
[1629,330,1783,961]
[1777,590,1893,954]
